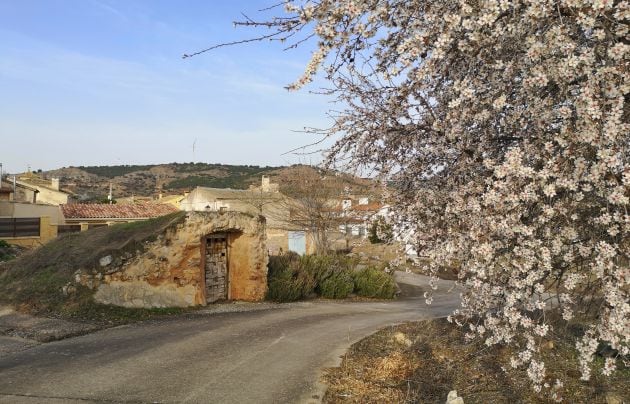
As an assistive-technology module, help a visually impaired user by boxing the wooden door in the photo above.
[204,234,228,303]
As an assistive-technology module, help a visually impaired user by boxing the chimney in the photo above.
[261,175,270,192]
[51,177,60,190]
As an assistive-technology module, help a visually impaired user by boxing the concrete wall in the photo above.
[266,228,289,255]
[35,186,69,205]
[83,211,268,308]
[0,202,63,224]
[13,187,37,204]
[266,228,319,255]
[306,232,317,255]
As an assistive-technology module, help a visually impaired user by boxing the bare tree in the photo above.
[275,165,347,254]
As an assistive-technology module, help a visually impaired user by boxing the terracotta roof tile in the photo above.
[61,203,179,219]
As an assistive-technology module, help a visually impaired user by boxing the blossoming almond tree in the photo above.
[190,0,629,395]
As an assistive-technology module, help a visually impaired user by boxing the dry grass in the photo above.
[323,319,629,403]
[0,212,190,323]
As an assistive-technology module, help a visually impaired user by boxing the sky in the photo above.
[0,0,336,173]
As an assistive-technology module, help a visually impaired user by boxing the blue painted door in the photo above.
[288,231,306,255]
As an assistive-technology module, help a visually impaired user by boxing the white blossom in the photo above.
[255,0,630,394]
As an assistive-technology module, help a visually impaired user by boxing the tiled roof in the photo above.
[61,203,179,219]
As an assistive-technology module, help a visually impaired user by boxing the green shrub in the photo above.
[300,255,335,284]
[266,267,314,302]
[267,253,299,277]
[266,254,316,302]
[353,267,397,299]
[368,217,393,244]
[319,269,354,299]
[0,240,15,262]
[267,254,359,301]
[266,254,396,301]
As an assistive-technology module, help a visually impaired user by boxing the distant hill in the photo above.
[41,163,283,201]
[35,163,375,202]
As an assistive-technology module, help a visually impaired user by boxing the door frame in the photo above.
[200,233,230,304]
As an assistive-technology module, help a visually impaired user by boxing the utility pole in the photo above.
[0,163,3,189]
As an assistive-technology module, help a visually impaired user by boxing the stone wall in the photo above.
[78,212,267,308]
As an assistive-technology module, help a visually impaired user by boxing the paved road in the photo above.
[0,272,460,404]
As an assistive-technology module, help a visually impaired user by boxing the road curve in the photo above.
[0,273,459,404]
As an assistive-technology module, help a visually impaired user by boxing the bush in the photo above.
[267,254,357,301]
[267,254,396,301]
[353,267,397,299]
[319,269,354,299]
[0,240,15,262]
[266,265,314,302]
[266,254,316,302]
[267,253,299,278]
[368,217,393,244]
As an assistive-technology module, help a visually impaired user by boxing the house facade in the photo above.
[181,179,315,255]
[13,176,71,205]
[337,197,384,237]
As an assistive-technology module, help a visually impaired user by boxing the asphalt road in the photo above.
[0,272,460,404]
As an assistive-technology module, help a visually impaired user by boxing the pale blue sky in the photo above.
[0,0,335,173]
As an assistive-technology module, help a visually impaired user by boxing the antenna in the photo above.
[192,139,197,162]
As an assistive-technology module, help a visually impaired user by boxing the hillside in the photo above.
[43,163,284,201]
[37,163,377,201]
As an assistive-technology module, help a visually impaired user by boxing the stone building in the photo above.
[81,211,268,308]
